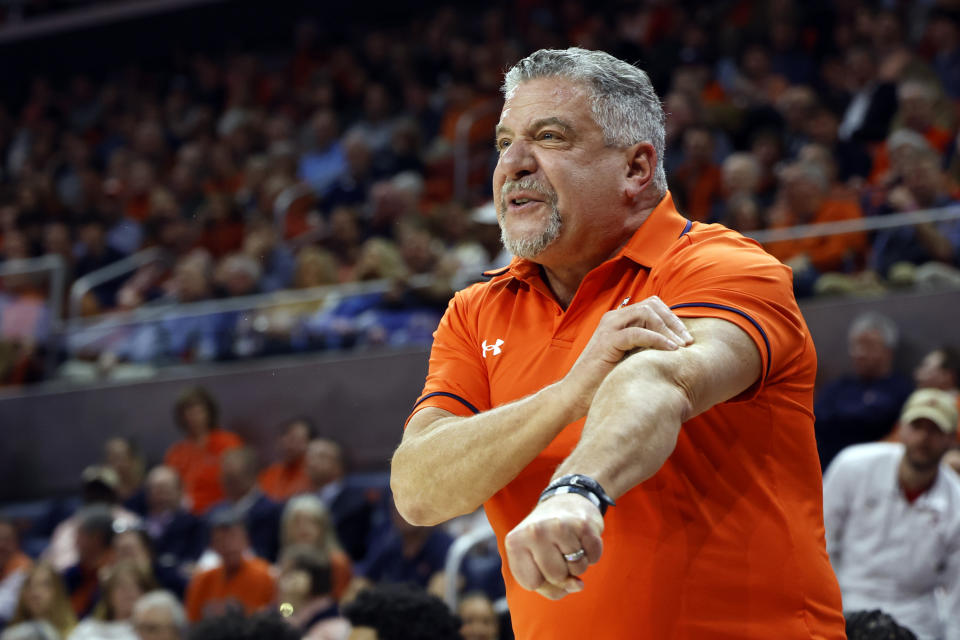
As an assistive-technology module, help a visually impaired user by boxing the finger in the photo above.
[617,303,686,346]
[506,543,546,591]
[615,326,679,353]
[563,551,590,577]
[644,297,694,345]
[535,582,573,600]
[580,528,604,567]
[530,537,575,588]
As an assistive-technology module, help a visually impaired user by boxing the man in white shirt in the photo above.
[823,388,960,640]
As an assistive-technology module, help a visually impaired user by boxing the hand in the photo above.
[504,492,604,600]
[562,296,693,416]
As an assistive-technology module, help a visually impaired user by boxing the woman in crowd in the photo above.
[66,560,155,640]
[278,495,352,600]
[163,386,243,515]
[275,546,349,640]
[9,563,76,639]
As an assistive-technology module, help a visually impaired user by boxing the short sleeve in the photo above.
[405,289,491,427]
[650,231,811,399]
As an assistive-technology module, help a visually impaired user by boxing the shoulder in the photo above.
[245,556,274,578]
[830,442,903,472]
[660,223,792,282]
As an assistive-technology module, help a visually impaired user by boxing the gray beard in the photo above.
[498,178,562,259]
[500,205,562,258]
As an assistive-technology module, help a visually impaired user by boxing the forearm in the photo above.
[392,381,579,526]
[554,319,760,499]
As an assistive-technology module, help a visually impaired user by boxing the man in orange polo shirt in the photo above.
[184,507,275,622]
[391,48,846,639]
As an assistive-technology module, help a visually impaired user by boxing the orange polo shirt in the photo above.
[164,429,243,514]
[408,193,846,639]
[184,556,276,622]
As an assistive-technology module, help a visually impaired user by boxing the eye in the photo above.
[495,138,510,152]
[538,130,560,141]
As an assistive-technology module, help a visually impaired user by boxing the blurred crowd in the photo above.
[0,385,507,640]
[1,1,960,385]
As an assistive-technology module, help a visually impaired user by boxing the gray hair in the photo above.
[133,590,187,637]
[502,48,667,197]
[848,311,899,348]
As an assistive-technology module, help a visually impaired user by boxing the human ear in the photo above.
[624,142,656,202]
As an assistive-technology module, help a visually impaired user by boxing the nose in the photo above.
[496,137,537,181]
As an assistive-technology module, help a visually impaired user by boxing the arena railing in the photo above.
[59,272,439,374]
[746,203,960,244]
[67,246,170,320]
[443,524,509,614]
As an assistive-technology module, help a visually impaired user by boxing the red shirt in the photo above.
[409,193,846,639]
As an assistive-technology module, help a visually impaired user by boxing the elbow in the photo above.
[389,453,444,527]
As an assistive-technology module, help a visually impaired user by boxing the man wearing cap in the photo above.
[823,388,960,640]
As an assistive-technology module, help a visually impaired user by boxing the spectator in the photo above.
[815,312,914,467]
[764,161,868,294]
[927,8,960,100]
[130,590,187,640]
[0,517,31,626]
[44,467,141,572]
[298,110,347,198]
[869,79,954,185]
[342,584,462,640]
[275,545,349,640]
[67,560,155,640]
[457,593,498,640]
[62,505,116,619]
[845,610,918,640]
[279,495,352,601]
[354,499,452,592]
[73,214,127,309]
[241,220,295,294]
[668,125,723,223]
[823,389,960,640]
[112,527,186,600]
[163,386,243,515]
[141,466,205,577]
[210,447,282,563]
[836,44,898,145]
[304,438,381,563]
[258,418,315,501]
[10,563,76,638]
[804,106,872,183]
[870,150,960,281]
[914,345,960,395]
[183,507,275,622]
[103,437,147,515]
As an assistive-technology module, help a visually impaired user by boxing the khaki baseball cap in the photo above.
[900,388,959,434]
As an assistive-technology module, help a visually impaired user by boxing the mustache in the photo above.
[499,177,557,211]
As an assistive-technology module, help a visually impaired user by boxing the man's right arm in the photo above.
[391,296,692,526]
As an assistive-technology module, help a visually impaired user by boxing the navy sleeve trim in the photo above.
[412,391,481,414]
[670,302,772,379]
[679,219,692,237]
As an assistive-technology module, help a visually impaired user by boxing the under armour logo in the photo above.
[482,339,504,357]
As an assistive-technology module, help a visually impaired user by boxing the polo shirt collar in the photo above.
[503,191,692,283]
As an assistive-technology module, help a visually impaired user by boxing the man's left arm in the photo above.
[941,529,960,640]
[505,316,761,599]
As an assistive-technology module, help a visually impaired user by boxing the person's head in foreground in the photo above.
[845,609,918,640]
[343,584,462,640]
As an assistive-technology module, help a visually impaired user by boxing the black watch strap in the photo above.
[538,474,616,516]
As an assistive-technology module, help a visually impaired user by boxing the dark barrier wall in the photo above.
[1,287,958,502]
